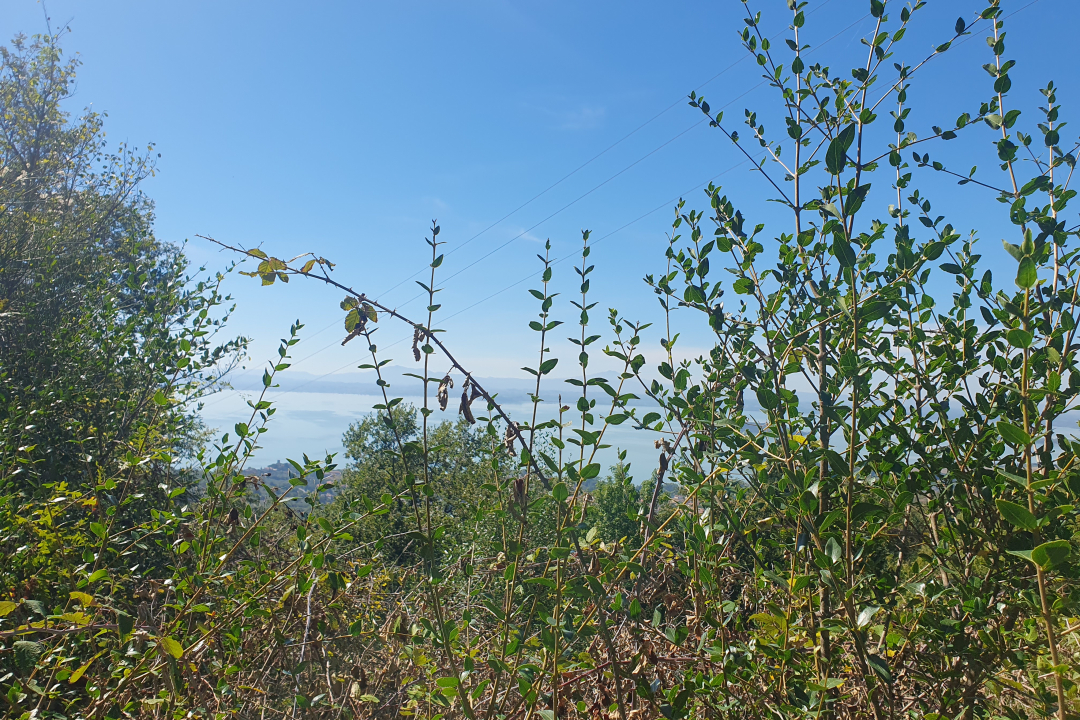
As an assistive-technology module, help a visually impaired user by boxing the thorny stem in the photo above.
[199,235,550,491]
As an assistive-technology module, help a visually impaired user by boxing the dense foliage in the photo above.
[2,2,1080,720]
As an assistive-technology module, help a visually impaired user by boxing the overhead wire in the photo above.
[372,0,842,300]
[229,0,846,363]
[205,3,917,407]
[204,0,1047,419]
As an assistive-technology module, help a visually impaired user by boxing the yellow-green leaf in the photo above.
[69,651,104,684]
[60,612,92,626]
[0,600,17,617]
[69,591,95,607]
[159,636,184,659]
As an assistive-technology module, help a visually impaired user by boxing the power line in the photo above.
[204,5,877,407]
[220,155,756,404]
[372,0,842,302]
[267,2,842,358]
[250,0,1039,375]
[261,3,845,359]
[378,11,875,316]
[205,0,1043,413]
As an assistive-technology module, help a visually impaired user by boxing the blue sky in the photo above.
[4,0,1075,470]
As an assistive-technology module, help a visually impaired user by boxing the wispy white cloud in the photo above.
[522,95,608,131]
[556,105,606,131]
[421,195,450,211]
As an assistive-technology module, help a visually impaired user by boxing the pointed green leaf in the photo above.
[756,385,779,411]
[1002,239,1023,261]
[826,123,857,175]
[866,654,893,683]
[117,612,134,639]
[996,421,1031,447]
[69,651,104,684]
[857,606,880,629]
[996,499,1037,531]
[832,235,857,267]
[1016,257,1037,288]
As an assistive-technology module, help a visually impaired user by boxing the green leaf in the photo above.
[856,606,880,629]
[756,385,779,411]
[1002,239,1023,261]
[996,421,1031,447]
[580,463,601,480]
[851,502,885,522]
[866,655,893,683]
[996,499,1037,531]
[153,390,168,406]
[1006,329,1033,349]
[159,636,184,659]
[923,241,945,261]
[826,123,857,174]
[13,640,43,671]
[552,482,569,503]
[87,569,109,584]
[1016,257,1037,288]
[1031,540,1071,568]
[117,612,134,639]
[0,600,16,617]
[826,537,843,564]
[832,235,857,267]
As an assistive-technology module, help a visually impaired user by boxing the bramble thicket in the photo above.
[2,1,1079,719]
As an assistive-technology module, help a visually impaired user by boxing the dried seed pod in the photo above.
[459,384,475,424]
[504,422,518,456]
[513,477,528,514]
[437,375,453,411]
[658,452,669,475]
[411,326,422,362]
[226,507,240,526]
[470,382,484,403]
